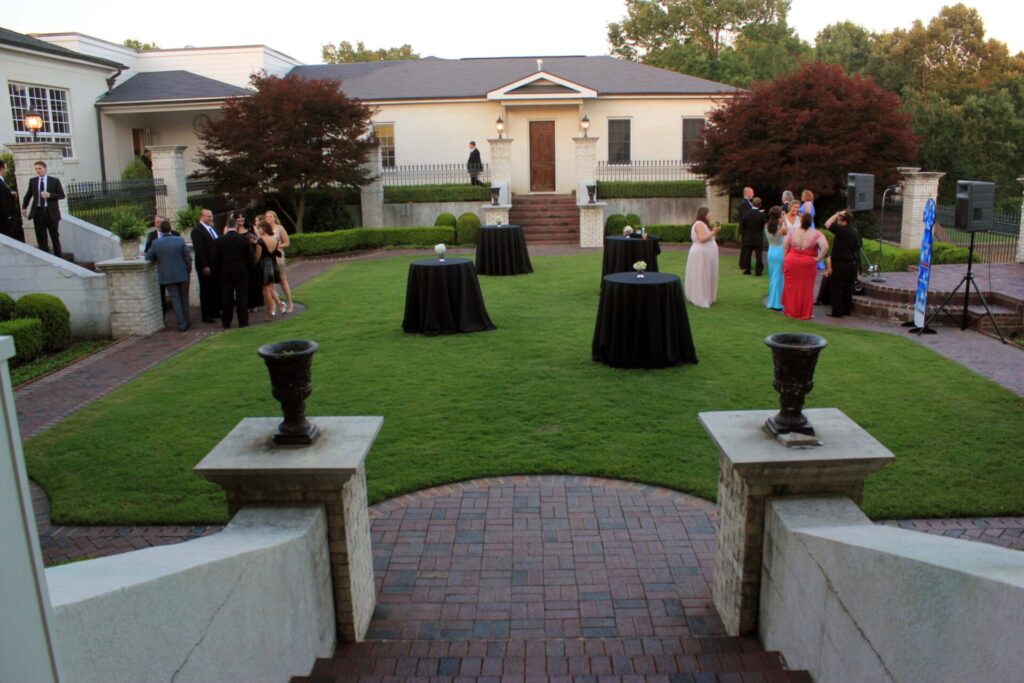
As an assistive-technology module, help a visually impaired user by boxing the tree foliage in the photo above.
[122,38,159,51]
[814,21,872,75]
[196,72,377,232]
[321,41,419,63]
[694,63,918,200]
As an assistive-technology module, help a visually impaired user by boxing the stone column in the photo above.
[359,145,383,228]
[573,136,599,200]
[95,258,164,337]
[488,138,513,204]
[898,167,945,250]
[481,204,510,226]
[705,180,730,224]
[579,202,606,248]
[1016,178,1024,263]
[195,416,382,642]
[698,408,894,636]
[8,142,68,246]
[147,145,188,220]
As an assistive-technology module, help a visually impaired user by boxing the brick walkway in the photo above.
[294,476,811,682]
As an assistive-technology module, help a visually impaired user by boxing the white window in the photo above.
[8,82,74,158]
[374,123,395,168]
[682,117,705,165]
[608,119,631,165]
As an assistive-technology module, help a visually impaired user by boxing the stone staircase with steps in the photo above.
[854,279,1023,336]
[508,194,580,245]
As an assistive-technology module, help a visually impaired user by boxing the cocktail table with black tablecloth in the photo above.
[602,235,662,278]
[402,258,496,335]
[476,224,533,276]
[592,271,698,369]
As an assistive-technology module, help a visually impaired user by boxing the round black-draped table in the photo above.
[602,236,662,278]
[592,272,698,369]
[476,224,533,276]
[402,258,496,336]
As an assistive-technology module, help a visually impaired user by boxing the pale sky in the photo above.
[4,0,1022,64]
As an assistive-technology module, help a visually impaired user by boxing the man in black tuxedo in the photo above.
[823,210,862,317]
[738,186,755,220]
[739,197,766,275]
[215,214,253,328]
[190,208,221,322]
[0,160,22,241]
[467,141,483,186]
[21,161,65,257]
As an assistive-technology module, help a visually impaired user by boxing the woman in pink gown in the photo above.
[782,212,828,320]
[684,206,721,308]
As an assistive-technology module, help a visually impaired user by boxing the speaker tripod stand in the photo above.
[915,232,1007,343]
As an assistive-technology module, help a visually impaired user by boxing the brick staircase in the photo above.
[508,194,580,245]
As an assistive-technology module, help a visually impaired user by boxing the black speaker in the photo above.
[846,173,874,211]
[955,180,995,231]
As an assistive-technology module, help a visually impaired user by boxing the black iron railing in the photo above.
[66,178,166,229]
[381,163,490,187]
[595,160,703,182]
[934,204,1020,264]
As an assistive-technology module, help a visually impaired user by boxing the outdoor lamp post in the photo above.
[495,116,505,140]
[581,114,590,138]
[23,110,44,140]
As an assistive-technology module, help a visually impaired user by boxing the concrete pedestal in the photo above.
[194,416,383,642]
[148,145,188,220]
[698,408,894,636]
[481,204,511,226]
[95,257,164,337]
[360,145,384,228]
[705,180,731,224]
[488,138,513,192]
[579,202,606,248]
[897,167,944,250]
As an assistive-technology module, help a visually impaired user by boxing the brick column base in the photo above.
[579,203,606,248]
[95,258,164,337]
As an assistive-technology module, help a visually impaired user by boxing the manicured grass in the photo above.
[12,339,111,386]
[24,251,1024,525]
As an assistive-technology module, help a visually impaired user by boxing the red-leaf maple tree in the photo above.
[694,62,919,200]
[197,72,376,231]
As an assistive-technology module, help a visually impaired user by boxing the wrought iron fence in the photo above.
[595,160,703,182]
[933,204,1020,263]
[66,178,166,229]
[381,163,490,187]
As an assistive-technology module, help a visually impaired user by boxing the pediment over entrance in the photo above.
[487,71,597,101]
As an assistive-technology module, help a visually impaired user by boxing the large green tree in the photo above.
[321,41,419,63]
[814,21,872,75]
[122,38,158,51]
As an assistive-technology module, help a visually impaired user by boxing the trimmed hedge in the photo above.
[435,212,457,228]
[288,226,456,257]
[596,180,705,199]
[0,318,44,364]
[861,239,977,272]
[646,223,741,244]
[385,184,490,203]
[0,292,15,321]
[605,214,627,235]
[456,213,482,245]
[15,294,71,352]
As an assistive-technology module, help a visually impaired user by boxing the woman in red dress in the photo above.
[782,212,828,320]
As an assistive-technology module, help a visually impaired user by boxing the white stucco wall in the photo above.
[48,505,335,683]
[760,496,1024,683]
[100,108,217,178]
[59,215,122,264]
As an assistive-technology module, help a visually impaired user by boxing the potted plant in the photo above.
[109,208,149,259]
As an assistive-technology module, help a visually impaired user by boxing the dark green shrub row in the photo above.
[644,223,742,244]
[15,294,71,352]
[596,180,705,199]
[0,318,43,364]
[604,213,647,236]
[860,239,977,272]
[0,292,14,321]
[288,226,456,257]
[385,184,490,203]
[456,213,482,245]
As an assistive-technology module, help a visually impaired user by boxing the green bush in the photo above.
[384,184,490,203]
[625,213,642,228]
[595,180,705,199]
[108,207,148,240]
[120,156,152,181]
[288,226,457,257]
[456,213,482,245]
[860,239,976,272]
[605,214,627,235]
[643,223,742,244]
[0,318,43,364]
[0,292,15,321]
[435,212,457,228]
[306,199,356,233]
[14,294,71,352]
[175,205,202,231]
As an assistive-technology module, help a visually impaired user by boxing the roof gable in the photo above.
[488,72,596,100]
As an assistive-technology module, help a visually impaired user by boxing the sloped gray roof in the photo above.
[0,26,125,69]
[97,71,250,104]
[289,55,739,100]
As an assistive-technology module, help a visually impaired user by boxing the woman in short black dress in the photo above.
[253,219,282,320]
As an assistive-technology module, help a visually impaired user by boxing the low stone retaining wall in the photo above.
[60,216,122,265]
[602,197,705,225]
[382,201,481,227]
[47,506,335,683]
[760,495,1024,683]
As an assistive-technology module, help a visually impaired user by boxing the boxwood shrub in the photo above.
[15,293,71,352]
[288,226,457,257]
[605,214,627,235]
[0,317,44,364]
[435,212,457,228]
[456,213,482,245]
[596,180,705,199]
[0,292,15,321]
[625,213,642,228]
[385,184,490,203]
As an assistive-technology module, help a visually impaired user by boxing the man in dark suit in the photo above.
[467,141,483,186]
[21,161,65,257]
[737,186,755,220]
[144,215,182,314]
[0,160,22,241]
[145,220,193,332]
[823,210,862,317]
[190,208,221,323]
[739,196,766,275]
[215,215,253,328]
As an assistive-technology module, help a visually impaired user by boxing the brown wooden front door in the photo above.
[529,121,555,192]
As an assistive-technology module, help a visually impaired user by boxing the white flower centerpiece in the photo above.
[634,260,647,279]
[434,243,447,262]
[622,226,634,237]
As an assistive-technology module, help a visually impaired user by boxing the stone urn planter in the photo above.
[490,187,501,206]
[257,339,320,445]
[764,333,827,436]
[586,184,597,204]
[120,237,141,260]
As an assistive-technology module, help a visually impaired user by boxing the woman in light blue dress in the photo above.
[764,205,787,310]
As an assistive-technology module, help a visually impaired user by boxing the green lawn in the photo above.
[24,251,1024,525]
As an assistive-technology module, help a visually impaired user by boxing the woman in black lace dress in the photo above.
[253,219,282,320]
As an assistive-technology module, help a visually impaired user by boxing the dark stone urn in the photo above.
[490,187,501,206]
[257,339,320,446]
[586,184,597,204]
[764,333,828,436]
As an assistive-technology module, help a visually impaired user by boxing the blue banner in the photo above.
[913,199,936,329]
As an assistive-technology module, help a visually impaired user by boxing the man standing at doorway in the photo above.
[467,142,483,186]
[21,161,65,257]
